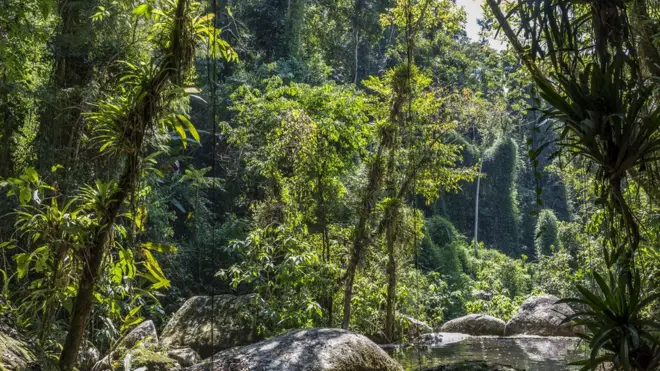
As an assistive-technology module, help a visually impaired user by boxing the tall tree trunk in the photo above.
[0,75,16,179]
[631,0,660,77]
[383,207,397,341]
[473,157,483,251]
[59,1,193,368]
[352,0,365,84]
[341,140,385,329]
[0,105,13,179]
[59,151,141,371]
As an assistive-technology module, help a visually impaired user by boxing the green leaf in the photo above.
[19,187,31,205]
[133,4,150,16]
[178,114,200,143]
[0,241,14,249]
[24,168,39,183]
[173,119,187,148]
[142,242,178,253]
[14,254,30,279]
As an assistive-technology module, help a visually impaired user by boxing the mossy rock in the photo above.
[0,331,37,371]
[129,348,179,371]
[161,295,263,358]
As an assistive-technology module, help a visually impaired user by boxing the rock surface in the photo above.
[440,314,505,336]
[76,342,101,371]
[0,330,37,371]
[168,348,201,367]
[399,315,433,339]
[185,328,403,371]
[127,348,180,371]
[91,320,162,371]
[161,295,262,358]
[423,361,519,371]
[118,320,159,350]
[504,295,577,337]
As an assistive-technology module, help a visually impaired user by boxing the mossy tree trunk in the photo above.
[59,1,195,368]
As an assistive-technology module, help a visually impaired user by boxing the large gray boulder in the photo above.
[440,314,505,336]
[504,295,577,337]
[161,295,263,358]
[185,328,403,371]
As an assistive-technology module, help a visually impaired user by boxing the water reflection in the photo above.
[386,334,586,370]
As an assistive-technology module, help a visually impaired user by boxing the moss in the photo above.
[130,348,178,371]
[0,332,36,371]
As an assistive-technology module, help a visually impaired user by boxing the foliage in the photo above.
[561,270,660,371]
[535,209,560,258]
[0,169,172,355]
[480,137,521,255]
[219,224,336,334]
[5,0,660,366]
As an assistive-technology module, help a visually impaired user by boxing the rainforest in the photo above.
[1,0,660,370]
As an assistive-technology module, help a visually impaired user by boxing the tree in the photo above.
[341,64,476,334]
[487,0,660,366]
[534,209,559,258]
[54,2,236,368]
[479,137,520,255]
[220,77,371,329]
[0,0,51,179]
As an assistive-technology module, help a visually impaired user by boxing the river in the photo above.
[385,333,587,370]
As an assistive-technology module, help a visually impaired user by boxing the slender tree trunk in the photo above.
[384,208,397,341]
[60,152,140,371]
[59,0,192,367]
[473,157,483,251]
[0,74,15,179]
[631,0,660,77]
[341,140,385,329]
[352,0,364,84]
[0,105,13,179]
[38,0,98,188]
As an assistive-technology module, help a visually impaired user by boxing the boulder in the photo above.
[440,314,505,336]
[118,320,159,350]
[161,295,262,358]
[504,295,577,337]
[127,348,180,371]
[76,342,101,371]
[423,361,519,371]
[0,330,37,371]
[369,315,434,343]
[185,328,403,371]
[398,315,433,339]
[168,348,201,367]
[415,332,445,345]
[91,320,160,371]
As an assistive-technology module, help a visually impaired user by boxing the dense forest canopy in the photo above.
[1,0,660,370]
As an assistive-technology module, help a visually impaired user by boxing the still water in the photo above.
[386,333,586,370]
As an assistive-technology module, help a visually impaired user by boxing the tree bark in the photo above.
[59,151,140,371]
[473,157,483,251]
[383,207,397,341]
